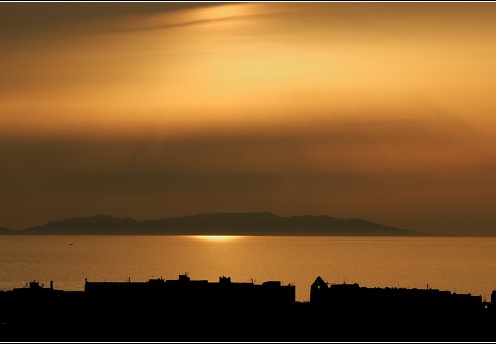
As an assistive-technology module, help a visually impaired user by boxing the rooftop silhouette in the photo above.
[0,274,494,341]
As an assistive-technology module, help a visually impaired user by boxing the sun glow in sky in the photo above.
[2,2,496,235]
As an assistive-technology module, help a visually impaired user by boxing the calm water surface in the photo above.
[1,235,495,302]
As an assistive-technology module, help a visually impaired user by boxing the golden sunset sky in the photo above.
[1,2,496,235]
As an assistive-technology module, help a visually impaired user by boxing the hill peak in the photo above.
[1,212,430,236]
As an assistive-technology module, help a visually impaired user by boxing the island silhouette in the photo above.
[0,212,430,236]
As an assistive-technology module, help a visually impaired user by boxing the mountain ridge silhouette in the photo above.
[0,212,430,236]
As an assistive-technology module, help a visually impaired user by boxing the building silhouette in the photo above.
[310,275,484,315]
[0,274,495,341]
[84,273,295,309]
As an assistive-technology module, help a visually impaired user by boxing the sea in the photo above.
[1,235,495,302]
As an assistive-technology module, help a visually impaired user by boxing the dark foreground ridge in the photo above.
[1,212,429,236]
[0,274,495,342]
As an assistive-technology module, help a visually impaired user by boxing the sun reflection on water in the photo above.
[191,235,242,242]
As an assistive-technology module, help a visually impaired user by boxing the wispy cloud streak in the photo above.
[99,12,280,34]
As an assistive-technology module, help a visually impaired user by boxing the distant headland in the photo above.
[0,212,430,236]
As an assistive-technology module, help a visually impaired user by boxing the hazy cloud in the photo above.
[1,117,495,235]
[2,2,496,236]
